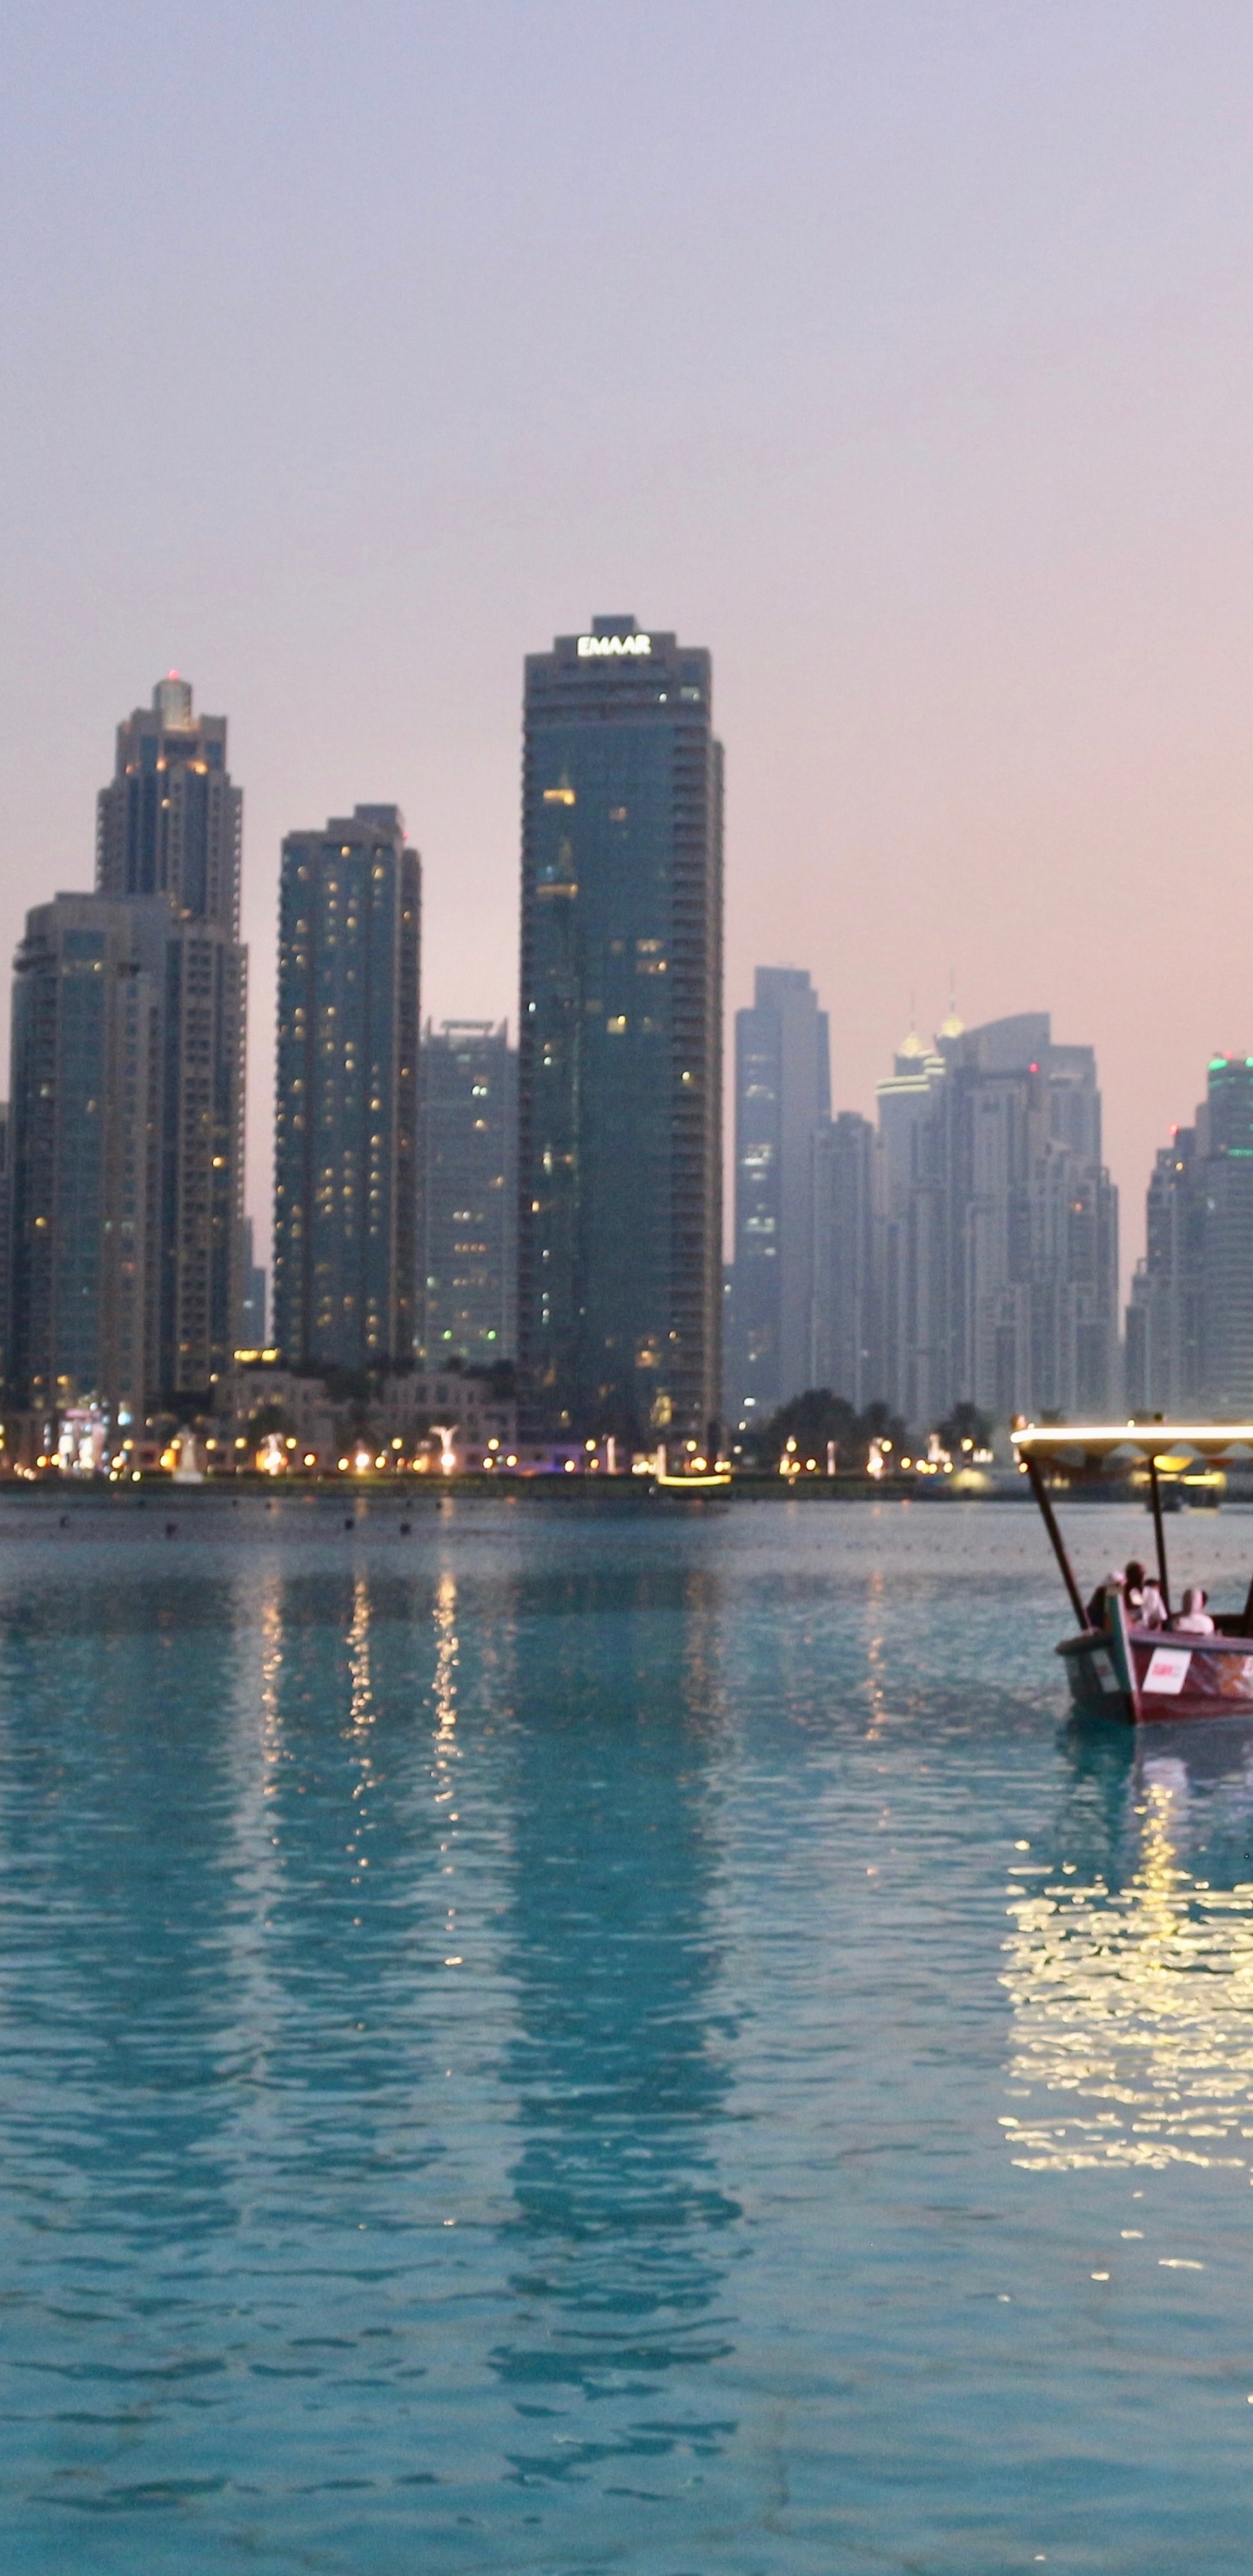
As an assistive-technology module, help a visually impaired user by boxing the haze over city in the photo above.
[3,0,1253,1269]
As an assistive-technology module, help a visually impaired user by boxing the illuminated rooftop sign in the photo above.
[577,633,652,658]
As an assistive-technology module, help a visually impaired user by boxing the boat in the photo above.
[1014,1423,1253,1721]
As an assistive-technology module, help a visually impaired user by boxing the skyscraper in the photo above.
[810,1110,876,1407]
[874,1012,1118,1424]
[517,617,723,1446]
[1129,1057,1253,1416]
[8,894,170,1422]
[97,675,247,1398]
[727,966,830,1423]
[419,1020,517,1363]
[272,805,420,1372]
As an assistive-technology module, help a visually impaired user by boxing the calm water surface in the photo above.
[3,1492,1253,2573]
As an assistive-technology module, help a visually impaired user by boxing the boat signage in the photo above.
[1143,1647,1191,1695]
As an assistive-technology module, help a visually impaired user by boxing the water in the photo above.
[3,1489,1253,2573]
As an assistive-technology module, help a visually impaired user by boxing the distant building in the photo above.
[97,675,247,1399]
[517,617,723,1445]
[727,967,830,1424]
[810,1111,876,1409]
[239,1217,267,1349]
[1128,1057,1253,1416]
[273,805,420,1372]
[420,1020,516,1363]
[874,1012,1119,1425]
[0,1104,10,1394]
[7,894,170,1424]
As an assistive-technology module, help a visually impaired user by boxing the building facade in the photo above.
[1127,1057,1253,1417]
[874,1012,1119,1426]
[7,894,170,1423]
[419,1019,517,1363]
[810,1110,876,1410]
[517,617,723,1446]
[727,967,830,1425]
[272,806,420,1372]
[96,675,247,1399]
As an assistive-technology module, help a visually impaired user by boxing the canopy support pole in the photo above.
[1025,1455,1089,1633]
[1147,1455,1171,1615]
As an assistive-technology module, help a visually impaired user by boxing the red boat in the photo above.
[1014,1423,1253,1722]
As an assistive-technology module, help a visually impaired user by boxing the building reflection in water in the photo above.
[490,1557,740,2479]
[1002,1723,1253,2171]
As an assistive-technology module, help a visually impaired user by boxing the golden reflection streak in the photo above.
[344,1573,377,1889]
[1001,1779,1253,2170]
[432,1570,462,1959]
[347,1572,372,1736]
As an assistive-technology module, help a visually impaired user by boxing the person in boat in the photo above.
[1086,1568,1123,1627]
[1174,1585,1216,1635]
[1122,1560,1148,1618]
[1139,1577,1167,1630]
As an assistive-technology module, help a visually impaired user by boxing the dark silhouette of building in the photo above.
[517,617,723,1447]
[419,1020,516,1363]
[273,805,420,1372]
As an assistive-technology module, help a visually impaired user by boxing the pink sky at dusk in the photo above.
[3,0,1253,1281]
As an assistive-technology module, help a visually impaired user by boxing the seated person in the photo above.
[1086,1569,1123,1627]
[1122,1559,1148,1619]
[1174,1585,1215,1635]
[1139,1578,1167,1630]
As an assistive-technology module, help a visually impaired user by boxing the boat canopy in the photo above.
[1013,1424,1253,1472]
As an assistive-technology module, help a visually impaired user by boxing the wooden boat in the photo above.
[1014,1423,1253,1722]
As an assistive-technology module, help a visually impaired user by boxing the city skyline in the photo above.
[5,10,1253,1288]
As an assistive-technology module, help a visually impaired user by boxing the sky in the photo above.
[3,0,1253,1278]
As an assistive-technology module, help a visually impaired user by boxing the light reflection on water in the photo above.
[3,1496,1253,2571]
[1003,1749,1253,2170]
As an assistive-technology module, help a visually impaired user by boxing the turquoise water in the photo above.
[3,1492,1253,2573]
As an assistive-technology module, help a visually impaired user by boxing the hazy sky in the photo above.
[3,0,1253,1273]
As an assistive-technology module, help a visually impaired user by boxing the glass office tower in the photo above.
[420,1020,517,1363]
[273,806,420,1372]
[518,616,723,1447]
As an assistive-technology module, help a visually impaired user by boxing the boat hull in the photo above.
[1059,1618,1253,1722]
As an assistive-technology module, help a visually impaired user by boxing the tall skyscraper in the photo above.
[874,1012,1118,1424]
[8,894,170,1422]
[97,674,241,927]
[517,617,723,1446]
[273,805,420,1372]
[97,675,247,1398]
[419,1020,517,1363]
[810,1110,876,1408]
[1129,1057,1253,1416]
[727,967,830,1424]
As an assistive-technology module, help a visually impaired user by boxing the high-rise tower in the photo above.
[272,806,420,1372]
[517,617,723,1447]
[8,894,170,1422]
[727,966,830,1422]
[96,676,247,1398]
[419,1021,517,1363]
